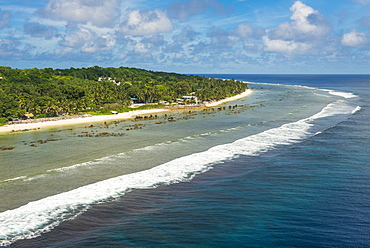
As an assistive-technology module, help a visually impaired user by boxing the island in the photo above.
[0,66,250,132]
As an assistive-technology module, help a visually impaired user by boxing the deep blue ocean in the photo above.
[5,75,370,247]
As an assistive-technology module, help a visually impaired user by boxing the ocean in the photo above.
[0,74,369,247]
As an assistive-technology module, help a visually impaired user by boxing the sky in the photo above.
[1,0,370,74]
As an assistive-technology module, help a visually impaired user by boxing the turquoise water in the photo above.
[1,75,368,247]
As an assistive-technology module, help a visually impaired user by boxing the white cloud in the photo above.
[269,1,330,41]
[120,9,172,36]
[60,28,94,48]
[82,35,116,53]
[134,42,151,54]
[263,1,330,54]
[263,36,311,54]
[39,0,120,27]
[342,29,369,48]
[59,27,116,53]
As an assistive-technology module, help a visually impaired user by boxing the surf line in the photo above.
[0,94,358,247]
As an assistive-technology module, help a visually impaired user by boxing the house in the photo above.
[182,96,198,104]
[98,77,121,85]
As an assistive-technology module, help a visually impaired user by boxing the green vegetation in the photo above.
[0,66,248,122]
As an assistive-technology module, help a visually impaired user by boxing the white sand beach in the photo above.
[205,89,252,107]
[0,89,252,133]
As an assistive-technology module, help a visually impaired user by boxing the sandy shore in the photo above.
[0,89,252,133]
[205,89,252,107]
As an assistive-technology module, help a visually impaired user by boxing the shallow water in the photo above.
[1,75,367,247]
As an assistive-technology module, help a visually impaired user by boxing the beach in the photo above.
[204,89,252,107]
[0,89,252,133]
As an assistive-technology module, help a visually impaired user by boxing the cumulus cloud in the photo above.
[263,36,311,54]
[39,0,120,27]
[60,28,94,48]
[59,27,116,53]
[0,9,11,29]
[269,1,330,41]
[342,29,369,48]
[120,9,172,36]
[263,1,330,54]
[167,0,226,21]
[24,22,58,39]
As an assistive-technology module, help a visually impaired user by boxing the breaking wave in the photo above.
[0,89,359,247]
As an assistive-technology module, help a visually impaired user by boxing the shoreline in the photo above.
[205,89,252,107]
[0,89,252,133]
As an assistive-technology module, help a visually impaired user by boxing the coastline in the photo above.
[0,89,252,133]
[205,89,252,107]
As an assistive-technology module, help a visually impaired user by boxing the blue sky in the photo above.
[1,0,370,73]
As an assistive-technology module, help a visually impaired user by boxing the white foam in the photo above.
[352,106,361,114]
[46,161,97,173]
[323,89,357,99]
[23,174,46,182]
[1,176,27,183]
[0,97,358,247]
[251,82,358,100]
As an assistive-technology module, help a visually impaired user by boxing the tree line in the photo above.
[0,66,248,124]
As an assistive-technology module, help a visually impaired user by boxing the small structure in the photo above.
[176,98,185,105]
[98,77,121,85]
[24,113,34,119]
[182,96,198,104]
[131,98,139,104]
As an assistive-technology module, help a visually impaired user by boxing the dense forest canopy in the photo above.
[0,66,248,124]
